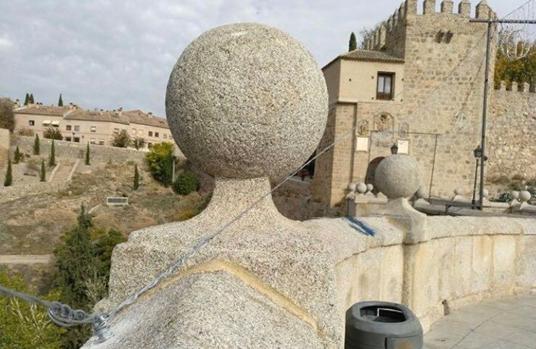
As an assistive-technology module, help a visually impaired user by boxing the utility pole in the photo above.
[470,18,536,210]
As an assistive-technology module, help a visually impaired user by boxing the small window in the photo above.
[74,125,80,132]
[29,120,35,126]
[377,72,395,100]
[113,128,119,134]
[74,137,80,143]
[66,125,72,131]
[65,137,72,142]
[90,126,96,133]
[155,132,159,138]
[90,139,96,144]
[99,140,105,145]
[148,131,153,137]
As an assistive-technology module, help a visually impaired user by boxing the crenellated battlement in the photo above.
[495,80,535,93]
[364,0,496,51]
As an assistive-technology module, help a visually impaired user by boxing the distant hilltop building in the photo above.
[13,103,171,148]
[313,0,536,208]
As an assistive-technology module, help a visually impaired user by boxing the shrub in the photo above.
[17,128,34,136]
[13,146,23,164]
[173,171,200,195]
[33,134,40,155]
[133,164,140,190]
[48,140,56,167]
[3,158,12,186]
[145,142,174,186]
[85,143,90,165]
[40,159,46,182]
[0,98,15,132]
[112,130,130,148]
[43,128,63,140]
[132,137,146,150]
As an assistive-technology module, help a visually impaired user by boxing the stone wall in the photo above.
[14,136,147,164]
[488,83,536,183]
[0,128,9,168]
[0,181,68,204]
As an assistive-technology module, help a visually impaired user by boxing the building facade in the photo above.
[313,0,536,208]
[14,104,172,149]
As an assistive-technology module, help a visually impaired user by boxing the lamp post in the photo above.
[472,146,482,209]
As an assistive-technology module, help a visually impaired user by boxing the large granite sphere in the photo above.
[375,155,420,199]
[166,23,328,179]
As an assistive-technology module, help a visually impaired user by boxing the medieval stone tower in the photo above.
[313,0,500,208]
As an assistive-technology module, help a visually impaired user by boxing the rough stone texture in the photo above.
[375,155,420,199]
[166,23,328,180]
[0,128,9,168]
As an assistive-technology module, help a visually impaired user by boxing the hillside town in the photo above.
[0,1,536,348]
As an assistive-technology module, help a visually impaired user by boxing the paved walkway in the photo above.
[0,254,53,265]
[425,296,536,349]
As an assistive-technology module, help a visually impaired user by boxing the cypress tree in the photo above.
[29,94,34,104]
[13,146,22,164]
[58,93,63,107]
[133,164,139,190]
[33,134,40,155]
[24,93,29,106]
[40,159,46,182]
[3,158,12,187]
[349,32,357,51]
[85,143,90,165]
[49,140,56,167]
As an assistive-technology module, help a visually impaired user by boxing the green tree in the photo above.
[494,35,536,89]
[0,269,64,349]
[4,158,12,187]
[173,171,200,195]
[40,159,46,182]
[24,93,30,106]
[349,32,357,51]
[85,143,90,166]
[133,164,140,190]
[145,142,174,186]
[49,140,56,167]
[112,130,130,148]
[33,134,40,155]
[0,97,15,132]
[13,146,23,164]
[43,128,63,140]
[29,94,34,104]
[58,93,63,107]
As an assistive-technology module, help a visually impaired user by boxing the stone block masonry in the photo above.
[14,136,147,165]
[0,128,9,168]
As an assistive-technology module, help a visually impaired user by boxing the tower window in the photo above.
[377,72,395,100]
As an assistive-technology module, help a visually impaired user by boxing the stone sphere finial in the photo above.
[166,23,328,179]
[375,155,420,199]
[519,190,532,203]
[356,183,368,194]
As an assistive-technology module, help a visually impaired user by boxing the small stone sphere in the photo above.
[166,23,328,179]
[375,155,420,199]
[348,183,357,192]
[366,184,374,192]
[416,187,426,199]
[511,191,520,199]
[356,183,368,194]
[519,190,532,203]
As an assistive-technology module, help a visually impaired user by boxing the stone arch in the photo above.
[365,156,385,193]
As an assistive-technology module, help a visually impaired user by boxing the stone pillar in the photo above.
[459,0,471,17]
[512,81,519,92]
[424,0,436,15]
[523,82,530,93]
[441,0,453,14]
[405,0,418,16]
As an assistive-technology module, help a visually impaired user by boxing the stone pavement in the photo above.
[424,296,536,349]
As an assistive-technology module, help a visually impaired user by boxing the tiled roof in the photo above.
[64,110,131,125]
[123,110,168,128]
[341,49,404,63]
[15,105,71,116]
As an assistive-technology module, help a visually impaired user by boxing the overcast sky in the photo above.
[0,0,525,116]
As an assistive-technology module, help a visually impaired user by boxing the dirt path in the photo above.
[0,254,53,265]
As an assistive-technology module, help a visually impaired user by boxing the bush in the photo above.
[112,130,130,148]
[132,137,145,150]
[17,128,35,136]
[0,98,15,132]
[173,171,200,195]
[43,128,63,140]
[145,142,174,186]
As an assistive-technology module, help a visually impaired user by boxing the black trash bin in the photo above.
[345,301,423,349]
